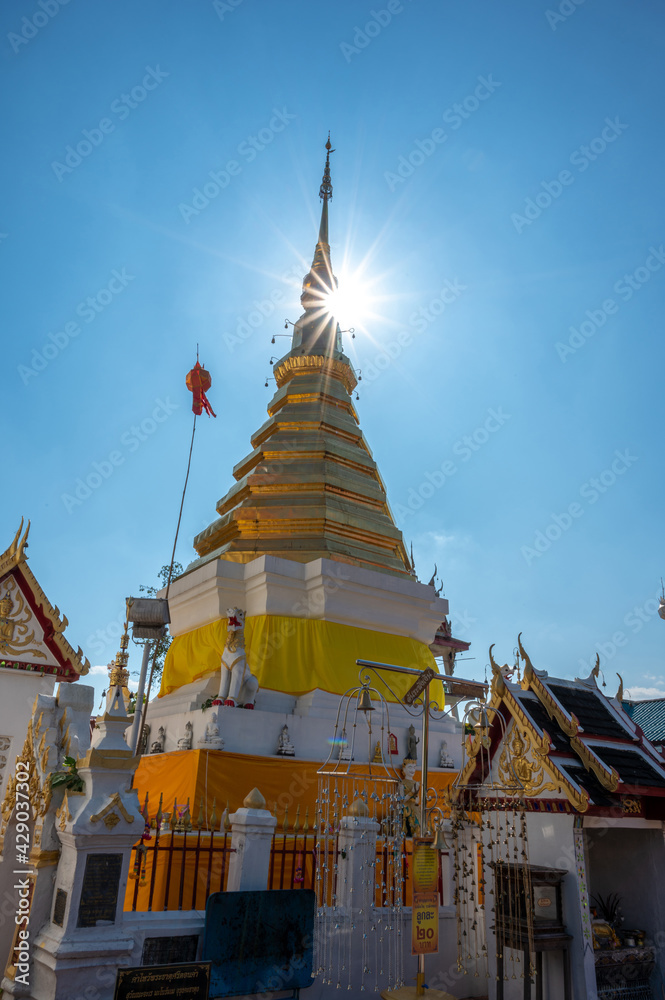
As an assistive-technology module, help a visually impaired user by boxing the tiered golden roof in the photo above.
[192,139,412,578]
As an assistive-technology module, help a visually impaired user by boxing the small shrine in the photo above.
[461,636,665,998]
[0,520,89,803]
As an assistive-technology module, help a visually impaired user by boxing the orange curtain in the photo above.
[126,751,460,912]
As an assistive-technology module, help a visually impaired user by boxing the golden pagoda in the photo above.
[192,137,412,579]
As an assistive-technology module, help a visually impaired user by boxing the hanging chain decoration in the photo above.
[316,679,405,993]
[450,674,536,988]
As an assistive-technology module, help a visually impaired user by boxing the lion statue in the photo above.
[214,608,259,709]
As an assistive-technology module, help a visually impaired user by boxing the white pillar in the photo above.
[23,687,143,1000]
[227,788,277,892]
[336,806,379,911]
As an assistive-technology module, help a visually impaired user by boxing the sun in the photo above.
[323,268,374,333]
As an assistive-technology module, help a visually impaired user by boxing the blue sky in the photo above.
[2,0,664,707]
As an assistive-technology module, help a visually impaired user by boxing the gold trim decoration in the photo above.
[497,726,559,797]
[56,790,72,832]
[570,736,619,792]
[90,792,135,826]
[273,354,357,394]
[78,747,138,770]
[519,635,579,738]
[0,520,89,677]
[1,721,51,831]
[29,848,60,868]
[457,659,590,813]
[0,579,45,660]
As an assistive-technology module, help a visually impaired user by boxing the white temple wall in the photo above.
[0,670,55,802]
[526,813,587,1000]
[482,813,588,1000]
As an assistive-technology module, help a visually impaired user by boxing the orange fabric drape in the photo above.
[125,751,460,912]
[131,749,459,824]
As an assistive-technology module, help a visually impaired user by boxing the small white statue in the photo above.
[197,712,224,750]
[150,726,166,754]
[338,729,352,761]
[439,740,454,768]
[276,724,295,757]
[215,608,259,709]
[177,721,193,751]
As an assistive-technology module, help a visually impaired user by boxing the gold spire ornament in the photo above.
[107,618,132,710]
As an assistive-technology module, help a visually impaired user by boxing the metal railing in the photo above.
[127,794,234,912]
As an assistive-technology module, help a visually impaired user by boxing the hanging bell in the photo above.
[357,687,375,713]
[271,336,276,344]
[431,825,448,851]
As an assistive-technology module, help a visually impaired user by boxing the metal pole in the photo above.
[420,684,429,832]
[417,683,430,997]
[128,642,152,754]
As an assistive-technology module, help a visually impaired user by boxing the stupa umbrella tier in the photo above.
[192,358,409,574]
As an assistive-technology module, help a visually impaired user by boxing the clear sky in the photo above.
[2,0,664,709]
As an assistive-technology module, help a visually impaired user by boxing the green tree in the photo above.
[137,562,183,685]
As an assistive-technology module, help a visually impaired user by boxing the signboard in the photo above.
[114,963,210,1000]
[412,892,439,955]
[77,853,122,927]
[203,889,315,998]
[52,888,67,927]
[411,840,439,956]
[404,667,437,705]
[412,839,439,893]
[142,935,199,966]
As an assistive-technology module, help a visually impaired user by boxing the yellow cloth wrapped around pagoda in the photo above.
[159,615,442,703]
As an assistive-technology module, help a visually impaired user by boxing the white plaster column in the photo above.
[336,800,380,911]
[21,687,143,1000]
[227,788,277,892]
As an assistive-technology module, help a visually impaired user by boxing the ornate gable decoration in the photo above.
[0,521,89,681]
[485,644,590,813]
[497,723,560,798]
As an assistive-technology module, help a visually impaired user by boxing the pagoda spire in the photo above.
[289,135,342,358]
[192,136,412,578]
[318,133,334,246]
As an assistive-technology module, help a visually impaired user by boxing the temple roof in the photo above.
[191,140,413,579]
[0,520,89,681]
[624,697,665,746]
[457,636,665,815]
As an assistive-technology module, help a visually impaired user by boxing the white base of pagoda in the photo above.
[144,552,459,766]
[162,553,449,645]
[144,679,462,770]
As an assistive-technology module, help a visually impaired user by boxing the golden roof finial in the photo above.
[107,616,131,700]
[319,133,334,201]
[317,133,334,246]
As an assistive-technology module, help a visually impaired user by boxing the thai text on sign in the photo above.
[412,892,439,955]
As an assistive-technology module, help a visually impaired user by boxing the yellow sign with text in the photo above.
[412,839,439,893]
[412,892,439,955]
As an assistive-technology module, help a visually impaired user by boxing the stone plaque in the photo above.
[114,963,210,1000]
[53,888,67,926]
[77,853,122,927]
[142,935,199,966]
